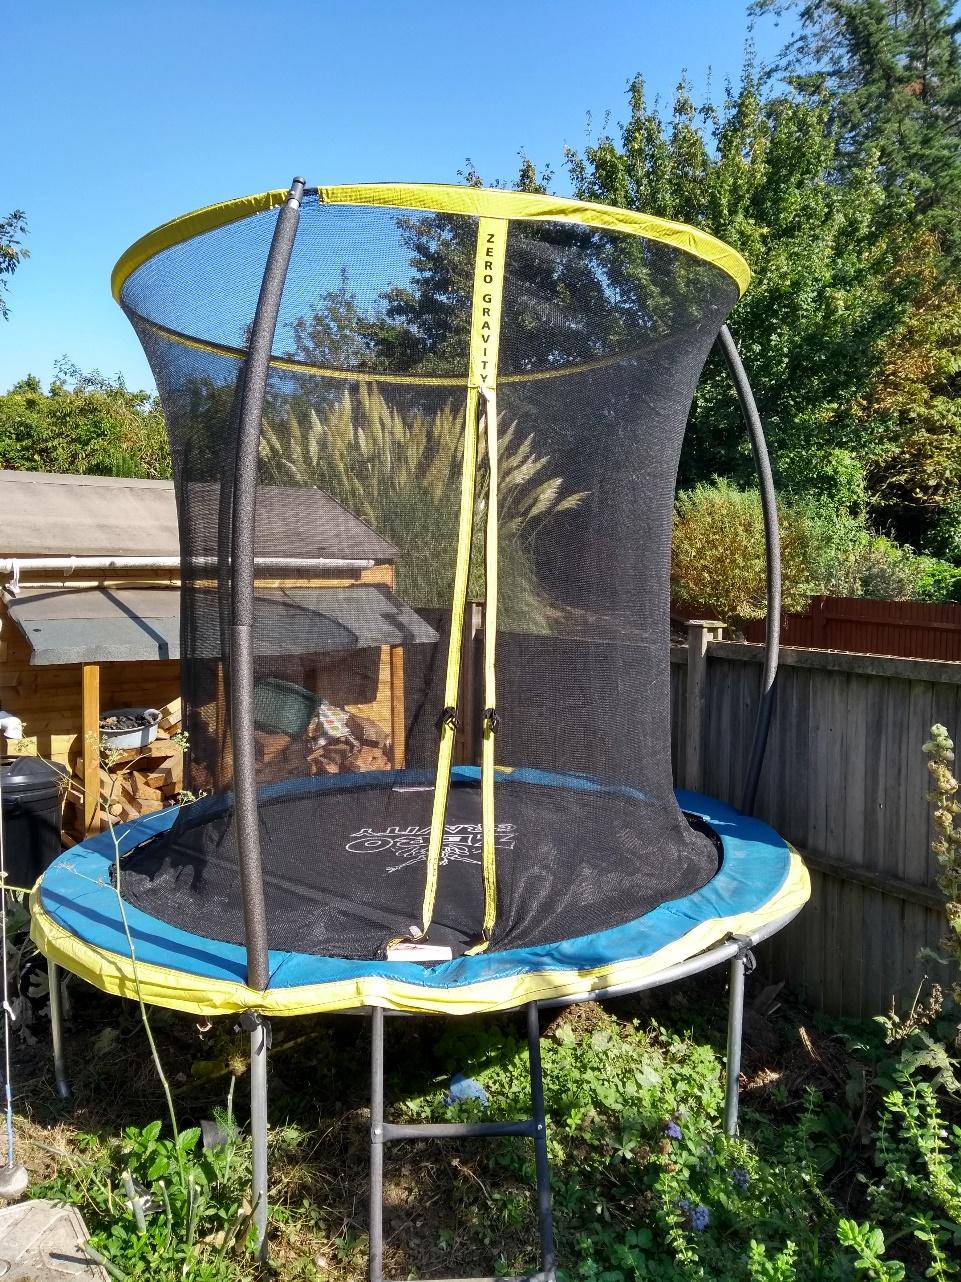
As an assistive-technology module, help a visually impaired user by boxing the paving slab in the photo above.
[0,1198,108,1280]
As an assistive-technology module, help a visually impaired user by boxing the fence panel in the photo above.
[743,596,961,662]
[459,615,957,1018]
[695,641,960,1018]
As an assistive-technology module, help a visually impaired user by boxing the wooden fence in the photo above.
[674,628,960,1018]
[742,595,961,662]
[438,609,956,1018]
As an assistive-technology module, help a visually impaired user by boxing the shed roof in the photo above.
[4,584,436,666]
[0,471,397,562]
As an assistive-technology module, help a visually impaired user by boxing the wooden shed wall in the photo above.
[0,562,400,770]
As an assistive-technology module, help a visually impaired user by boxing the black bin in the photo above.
[1,756,68,889]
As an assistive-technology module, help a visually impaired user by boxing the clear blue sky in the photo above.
[2,1,788,395]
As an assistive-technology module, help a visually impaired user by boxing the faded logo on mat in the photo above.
[346,823,517,874]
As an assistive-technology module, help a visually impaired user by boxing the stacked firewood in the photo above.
[64,698,185,839]
[254,701,393,785]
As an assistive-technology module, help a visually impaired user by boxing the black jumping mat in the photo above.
[116,771,719,961]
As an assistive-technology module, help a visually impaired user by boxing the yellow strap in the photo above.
[476,220,509,946]
[420,218,508,939]
[419,383,479,934]
[472,384,501,951]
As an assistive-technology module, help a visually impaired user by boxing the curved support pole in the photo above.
[715,326,781,816]
[228,176,305,991]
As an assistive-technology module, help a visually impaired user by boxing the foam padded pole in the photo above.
[229,176,305,990]
[716,325,781,816]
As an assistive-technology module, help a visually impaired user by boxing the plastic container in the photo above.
[99,707,161,751]
[0,756,69,889]
[252,679,317,736]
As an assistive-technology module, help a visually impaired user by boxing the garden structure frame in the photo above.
[33,178,809,1279]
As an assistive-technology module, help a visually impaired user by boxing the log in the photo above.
[348,745,392,772]
[255,730,293,764]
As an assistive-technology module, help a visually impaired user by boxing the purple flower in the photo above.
[663,1119,682,1140]
[731,1167,750,1191]
[688,1204,711,1232]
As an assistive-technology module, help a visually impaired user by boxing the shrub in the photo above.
[260,385,586,628]
[926,497,961,567]
[670,480,819,624]
[916,559,961,604]
[0,361,170,478]
[672,482,951,625]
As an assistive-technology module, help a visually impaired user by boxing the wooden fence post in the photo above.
[685,620,725,792]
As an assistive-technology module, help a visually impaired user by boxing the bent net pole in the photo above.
[715,325,781,817]
[228,176,305,990]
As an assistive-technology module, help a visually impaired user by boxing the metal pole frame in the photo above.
[225,174,306,1265]
[47,960,70,1100]
[227,175,305,992]
[715,325,781,817]
[248,1012,271,1260]
[723,941,755,1136]
[368,1002,556,1282]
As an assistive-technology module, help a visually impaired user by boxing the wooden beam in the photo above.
[81,663,100,835]
[389,645,405,769]
[799,848,947,913]
[706,639,961,685]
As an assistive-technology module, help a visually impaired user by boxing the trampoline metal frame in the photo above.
[46,908,801,1282]
[41,180,793,1279]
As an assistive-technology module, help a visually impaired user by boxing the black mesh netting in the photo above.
[116,191,739,962]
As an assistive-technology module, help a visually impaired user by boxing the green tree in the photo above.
[564,68,904,504]
[0,361,171,478]
[752,0,961,261]
[0,210,28,321]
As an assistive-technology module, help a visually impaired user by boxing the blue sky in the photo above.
[2,1,788,394]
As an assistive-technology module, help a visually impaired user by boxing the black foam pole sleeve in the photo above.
[715,325,781,816]
[228,177,305,990]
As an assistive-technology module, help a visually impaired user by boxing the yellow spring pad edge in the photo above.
[30,853,809,1018]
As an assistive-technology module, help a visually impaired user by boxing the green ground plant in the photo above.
[923,724,961,993]
[37,1116,256,1282]
[15,981,961,1280]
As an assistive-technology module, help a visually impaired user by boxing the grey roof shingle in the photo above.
[0,471,397,562]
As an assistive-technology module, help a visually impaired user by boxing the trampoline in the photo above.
[30,180,809,1279]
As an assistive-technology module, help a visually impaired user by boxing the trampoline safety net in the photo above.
[114,185,744,963]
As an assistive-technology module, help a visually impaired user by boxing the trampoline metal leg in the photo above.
[724,948,751,1137]
[369,1005,385,1282]
[48,959,70,1100]
[249,1013,270,1262]
[367,1004,554,1281]
[526,1002,556,1278]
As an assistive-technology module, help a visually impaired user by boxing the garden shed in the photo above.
[0,470,434,839]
